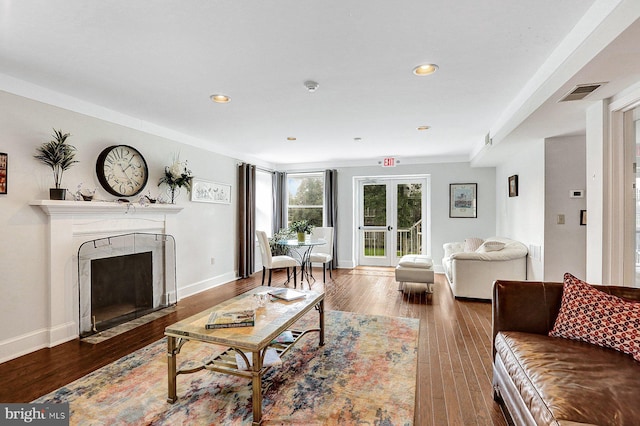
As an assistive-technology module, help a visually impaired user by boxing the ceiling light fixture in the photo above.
[287,137,297,141]
[417,126,430,131]
[210,94,231,103]
[304,80,319,92]
[354,137,362,142]
[412,64,439,76]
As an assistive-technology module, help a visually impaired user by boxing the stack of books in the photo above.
[205,309,256,329]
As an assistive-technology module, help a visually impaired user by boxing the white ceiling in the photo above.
[1,1,638,168]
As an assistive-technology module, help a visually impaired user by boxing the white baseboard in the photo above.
[0,321,78,364]
[337,259,356,268]
[0,328,48,364]
[177,271,237,300]
[0,273,238,364]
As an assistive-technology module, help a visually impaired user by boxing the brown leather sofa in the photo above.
[492,280,640,425]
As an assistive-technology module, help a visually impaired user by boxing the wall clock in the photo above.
[96,145,149,197]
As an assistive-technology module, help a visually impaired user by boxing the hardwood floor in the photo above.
[0,268,507,425]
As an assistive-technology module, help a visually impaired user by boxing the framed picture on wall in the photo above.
[508,175,518,197]
[191,179,231,204]
[449,183,477,218]
[0,153,7,194]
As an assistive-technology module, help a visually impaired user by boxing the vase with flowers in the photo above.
[290,220,313,242]
[158,156,193,203]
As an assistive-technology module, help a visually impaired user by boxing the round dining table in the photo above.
[276,238,326,287]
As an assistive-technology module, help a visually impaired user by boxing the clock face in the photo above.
[96,145,149,197]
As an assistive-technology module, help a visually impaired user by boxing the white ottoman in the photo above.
[395,255,434,293]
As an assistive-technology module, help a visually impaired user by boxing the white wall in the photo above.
[586,100,607,283]
[0,90,238,362]
[496,140,545,280]
[331,162,496,270]
[544,136,587,281]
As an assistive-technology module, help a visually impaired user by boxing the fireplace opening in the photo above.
[91,251,153,332]
[78,233,177,338]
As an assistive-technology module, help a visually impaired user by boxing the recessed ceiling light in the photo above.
[417,126,431,131]
[354,137,362,142]
[412,64,439,76]
[210,94,231,103]
[287,137,297,141]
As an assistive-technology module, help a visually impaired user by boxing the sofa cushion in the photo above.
[464,237,484,252]
[549,272,640,361]
[495,331,640,425]
[397,255,433,269]
[476,240,505,252]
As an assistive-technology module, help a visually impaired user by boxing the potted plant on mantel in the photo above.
[33,129,78,200]
[290,220,313,242]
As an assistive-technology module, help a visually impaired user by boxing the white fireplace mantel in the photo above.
[30,199,183,348]
[30,199,184,216]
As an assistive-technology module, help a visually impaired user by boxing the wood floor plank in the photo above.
[0,268,507,425]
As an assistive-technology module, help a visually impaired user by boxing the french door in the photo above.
[357,177,427,266]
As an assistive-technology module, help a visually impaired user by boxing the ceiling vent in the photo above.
[559,83,606,102]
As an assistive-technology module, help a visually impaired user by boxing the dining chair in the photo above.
[256,230,298,287]
[309,226,334,282]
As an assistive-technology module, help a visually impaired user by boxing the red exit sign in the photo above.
[382,157,396,167]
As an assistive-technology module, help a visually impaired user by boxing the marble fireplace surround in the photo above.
[31,200,183,348]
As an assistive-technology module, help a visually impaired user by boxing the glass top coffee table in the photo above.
[165,286,325,425]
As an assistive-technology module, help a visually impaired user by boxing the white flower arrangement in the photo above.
[158,157,193,191]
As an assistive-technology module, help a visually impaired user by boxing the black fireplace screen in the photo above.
[78,233,177,337]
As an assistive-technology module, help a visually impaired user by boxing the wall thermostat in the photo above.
[570,190,585,198]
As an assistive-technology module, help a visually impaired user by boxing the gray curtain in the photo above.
[272,171,286,234]
[324,169,338,269]
[238,163,256,278]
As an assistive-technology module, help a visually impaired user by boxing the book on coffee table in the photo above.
[268,288,306,301]
[205,309,256,329]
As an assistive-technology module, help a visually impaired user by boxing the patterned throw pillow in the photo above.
[549,273,640,361]
[464,237,484,252]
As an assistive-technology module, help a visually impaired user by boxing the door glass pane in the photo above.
[363,184,386,226]
[397,183,422,256]
[363,184,386,257]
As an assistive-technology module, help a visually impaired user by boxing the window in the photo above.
[287,172,324,227]
[255,169,274,271]
[255,169,273,236]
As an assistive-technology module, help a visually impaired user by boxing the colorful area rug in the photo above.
[35,310,419,425]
